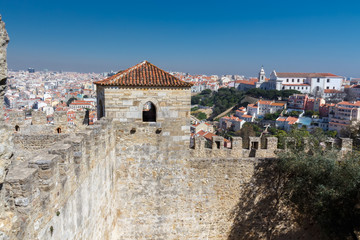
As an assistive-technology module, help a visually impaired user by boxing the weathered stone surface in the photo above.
[0,15,9,121]
[0,16,11,185]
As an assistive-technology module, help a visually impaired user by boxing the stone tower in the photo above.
[94,60,193,149]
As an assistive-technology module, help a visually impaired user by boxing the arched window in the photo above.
[15,125,20,132]
[98,99,104,119]
[143,101,156,122]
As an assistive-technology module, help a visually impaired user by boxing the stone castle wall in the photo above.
[97,86,191,149]
[1,115,354,239]
[112,121,258,239]
[2,118,117,240]
[6,110,87,134]
[0,15,9,122]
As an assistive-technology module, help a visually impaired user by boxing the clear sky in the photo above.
[1,0,360,77]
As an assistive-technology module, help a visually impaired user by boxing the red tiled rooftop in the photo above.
[236,80,256,85]
[337,101,360,107]
[282,84,310,86]
[276,73,341,78]
[324,89,342,93]
[258,100,273,105]
[94,61,193,88]
[271,102,286,106]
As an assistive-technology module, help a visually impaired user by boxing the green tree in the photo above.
[67,97,77,106]
[196,112,207,120]
[200,89,212,95]
[235,122,256,148]
[277,133,360,240]
[191,95,201,105]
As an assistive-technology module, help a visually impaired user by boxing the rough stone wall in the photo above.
[31,111,47,125]
[112,127,351,239]
[97,86,191,149]
[0,17,14,240]
[2,118,117,240]
[13,134,70,151]
[0,117,353,239]
[0,15,9,122]
[114,127,260,239]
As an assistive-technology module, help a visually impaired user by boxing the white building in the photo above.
[268,72,344,96]
[276,116,299,131]
[246,100,286,118]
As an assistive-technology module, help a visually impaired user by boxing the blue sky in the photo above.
[2,0,360,77]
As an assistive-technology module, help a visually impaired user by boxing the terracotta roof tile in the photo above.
[276,73,341,78]
[337,101,360,107]
[324,89,342,93]
[94,61,193,88]
[282,84,310,86]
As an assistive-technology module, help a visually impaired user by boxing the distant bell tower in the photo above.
[258,66,265,83]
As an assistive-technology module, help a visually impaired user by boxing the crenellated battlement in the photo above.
[191,135,353,158]
[6,110,87,134]
[3,118,117,239]
[1,115,354,239]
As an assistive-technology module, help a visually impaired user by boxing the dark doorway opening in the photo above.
[99,99,104,119]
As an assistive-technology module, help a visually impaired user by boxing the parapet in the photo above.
[191,136,352,159]
[2,117,115,239]
[6,110,88,133]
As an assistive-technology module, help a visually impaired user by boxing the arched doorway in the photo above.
[15,125,20,132]
[99,99,104,119]
[56,127,61,133]
[142,102,156,122]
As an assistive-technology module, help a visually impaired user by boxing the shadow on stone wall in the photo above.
[228,160,328,240]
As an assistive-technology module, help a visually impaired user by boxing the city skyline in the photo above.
[2,0,360,77]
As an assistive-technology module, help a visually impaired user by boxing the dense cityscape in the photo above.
[6,66,360,147]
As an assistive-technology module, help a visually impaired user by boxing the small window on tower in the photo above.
[143,102,156,122]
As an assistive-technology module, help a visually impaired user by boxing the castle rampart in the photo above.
[0,19,356,239]
[2,118,117,239]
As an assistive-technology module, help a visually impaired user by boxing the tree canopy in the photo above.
[245,88,300,100]
[277,129,360,240]
[67,97,77,106]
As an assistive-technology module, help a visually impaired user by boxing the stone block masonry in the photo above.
[0,116,354,239]
[97,86,192,150]
[0,16,9,123]
[2,118,117,239]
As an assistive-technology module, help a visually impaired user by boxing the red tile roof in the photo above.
[276,73,341,78]
[236,80,256,85]
[337,101,360,107]
[324,89,342,93]
[282,84,310,86]
[94,61,193,88]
